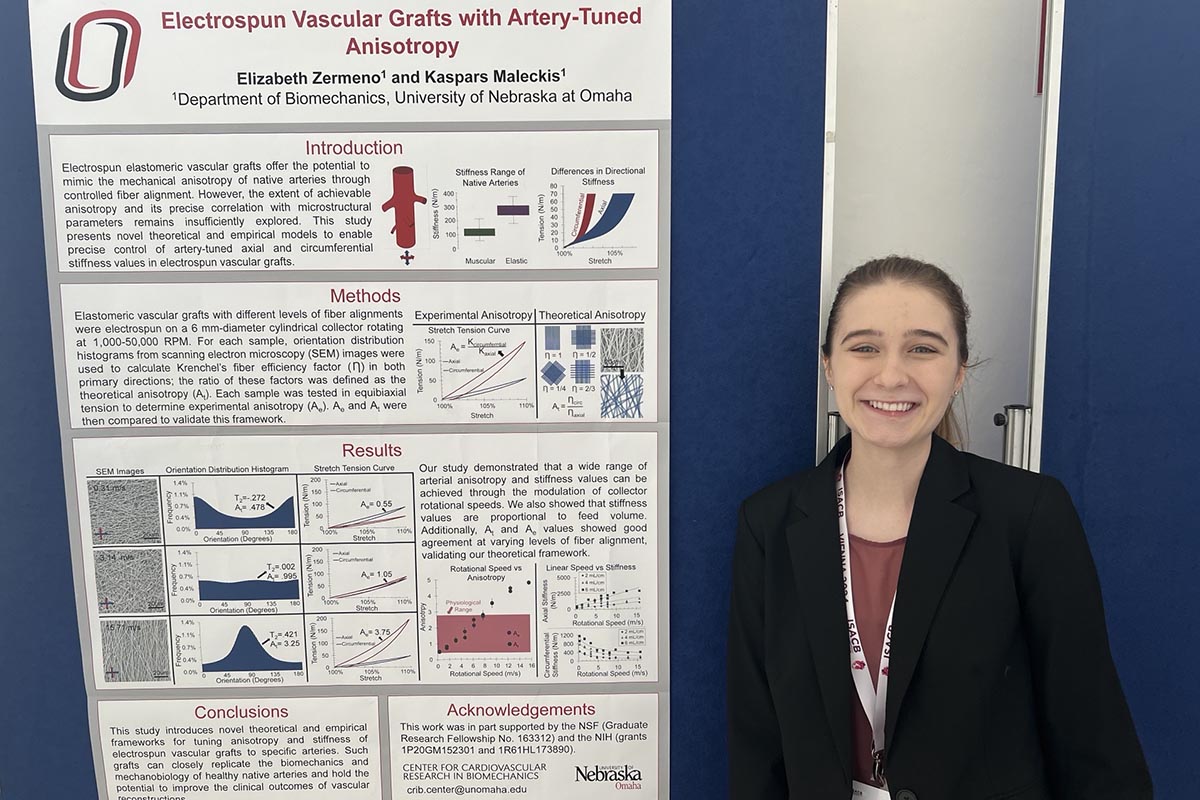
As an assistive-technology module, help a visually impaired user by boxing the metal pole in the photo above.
[994,404,1032,470]
[827,411,848,453]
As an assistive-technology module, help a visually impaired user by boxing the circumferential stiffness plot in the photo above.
[100,619,171,683]
[88,478,163,545]
[94,549,166,615]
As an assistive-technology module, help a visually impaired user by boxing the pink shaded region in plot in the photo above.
[436,613,531,654]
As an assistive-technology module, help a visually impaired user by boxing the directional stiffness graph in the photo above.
[567,193,635,247]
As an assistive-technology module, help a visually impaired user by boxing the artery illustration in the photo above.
[381,166,427,249]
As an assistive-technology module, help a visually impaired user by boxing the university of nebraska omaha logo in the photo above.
[56,10,141,101]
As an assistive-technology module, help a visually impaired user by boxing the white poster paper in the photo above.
[28,0,669,795]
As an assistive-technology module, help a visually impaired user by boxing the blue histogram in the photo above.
[203,625,303,673]
[194,496,296,530]
[198,579,300,602]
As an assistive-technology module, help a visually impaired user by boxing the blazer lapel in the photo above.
[787,437,853,781]
[884,437,977,746]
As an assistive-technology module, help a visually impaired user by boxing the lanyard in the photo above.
[836,457,894,786]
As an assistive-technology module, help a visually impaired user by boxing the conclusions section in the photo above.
[98,696,381,799]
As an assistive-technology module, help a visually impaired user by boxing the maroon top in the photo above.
[848,533,907,787]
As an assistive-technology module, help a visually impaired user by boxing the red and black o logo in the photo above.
[56,10,141,102]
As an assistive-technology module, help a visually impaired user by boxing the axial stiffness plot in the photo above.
[94,548,166,615]
[88,478,163,545]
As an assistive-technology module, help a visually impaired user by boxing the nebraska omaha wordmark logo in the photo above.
[56,10,141,101]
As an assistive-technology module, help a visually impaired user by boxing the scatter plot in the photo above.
[100,619,171,683]
[571,324,596,348]
[601,374,645,418]
[88,478,162,545]
[572,359,594,384]
[541,361,567,385]
[94,549,166,615]
[601,327,645,373]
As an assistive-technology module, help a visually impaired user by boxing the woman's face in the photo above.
[823,281,965,456]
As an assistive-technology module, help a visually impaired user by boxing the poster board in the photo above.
[23,2,670,796]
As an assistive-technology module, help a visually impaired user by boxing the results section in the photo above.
[77,432,659,689]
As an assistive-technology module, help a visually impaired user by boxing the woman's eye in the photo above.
[911,345,938,354]
[849,344,877,353]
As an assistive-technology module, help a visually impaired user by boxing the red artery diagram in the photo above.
[380,166,426,250]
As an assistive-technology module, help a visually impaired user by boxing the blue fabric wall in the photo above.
[0,3,96,797]
[1041,1,1200,794]
[670,0,827,794]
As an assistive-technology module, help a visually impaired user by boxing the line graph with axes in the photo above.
[436,335,532,404]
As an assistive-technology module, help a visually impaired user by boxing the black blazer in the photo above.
[727,436,1151,799]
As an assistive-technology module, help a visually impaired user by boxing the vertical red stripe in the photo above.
[1037,0,1048,95]
[576,193,597,240]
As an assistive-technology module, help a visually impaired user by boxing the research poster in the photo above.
[27,2,670,797]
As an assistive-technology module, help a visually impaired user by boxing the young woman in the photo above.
[727,257,1150,799]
